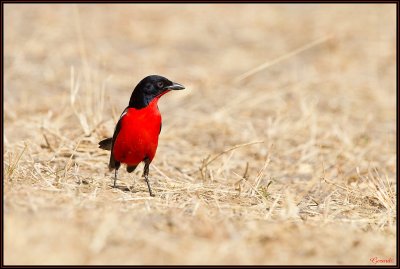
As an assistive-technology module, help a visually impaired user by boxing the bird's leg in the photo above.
[142,161,155,197]
[114,168,118,188]
[112,162,121,188]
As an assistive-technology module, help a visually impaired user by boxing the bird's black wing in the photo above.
[99,107,128,171]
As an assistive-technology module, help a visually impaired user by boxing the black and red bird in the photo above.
[98,75,185,196]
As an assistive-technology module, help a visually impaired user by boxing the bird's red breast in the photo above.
[112,96,162,166]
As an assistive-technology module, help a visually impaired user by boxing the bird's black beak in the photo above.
[165,82,185,90]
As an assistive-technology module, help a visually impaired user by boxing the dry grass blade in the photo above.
[200,141,264,181]
[5,142,27,181]
[250,157,271,196]
[234,35,333,83]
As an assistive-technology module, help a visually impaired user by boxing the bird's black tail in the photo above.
[99,137,113,151]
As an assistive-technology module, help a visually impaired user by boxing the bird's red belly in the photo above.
[113,104,161,166]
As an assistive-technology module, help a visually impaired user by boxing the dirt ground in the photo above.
[4,4,396,265]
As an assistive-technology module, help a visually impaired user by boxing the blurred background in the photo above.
[4,4,396,265]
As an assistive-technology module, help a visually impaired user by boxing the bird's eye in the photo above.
[157,82,164,88]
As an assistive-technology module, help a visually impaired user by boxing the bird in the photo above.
[98,75,185,196]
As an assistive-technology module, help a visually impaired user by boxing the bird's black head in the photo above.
[128,75,185,109]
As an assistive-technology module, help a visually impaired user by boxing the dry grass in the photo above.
[4,4,396,265]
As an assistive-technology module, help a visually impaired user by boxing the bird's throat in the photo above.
[129,90,170,109]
